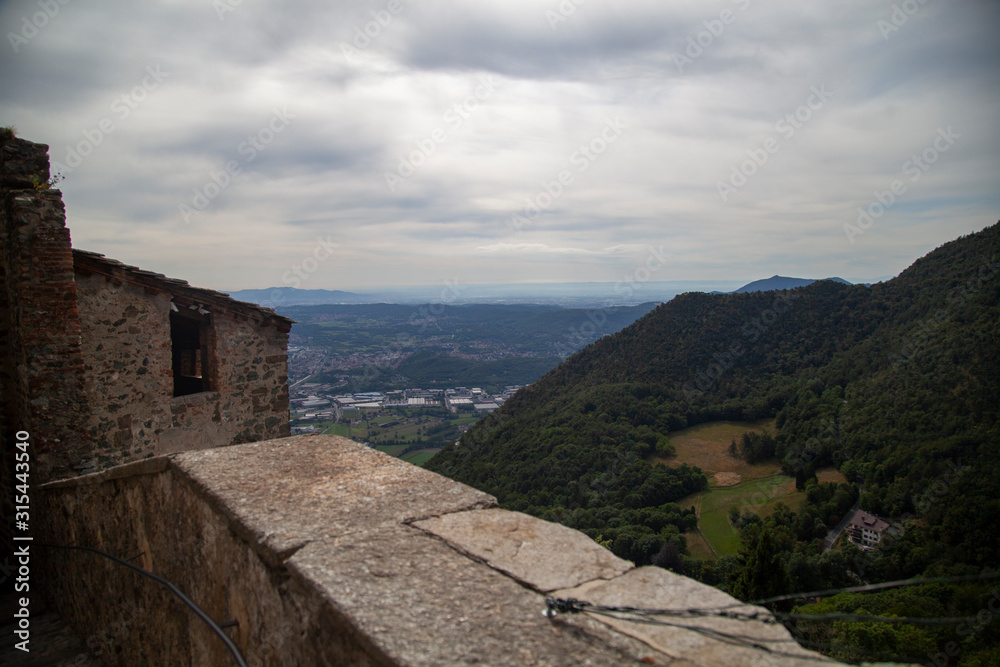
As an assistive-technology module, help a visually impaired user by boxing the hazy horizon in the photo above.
[226,275,900,311]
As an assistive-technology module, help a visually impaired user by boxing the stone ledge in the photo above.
[554,567,831,666]
[289,523,668,666]
[412,507,634,593]
[169,435,497,560]
[38,434,853,665]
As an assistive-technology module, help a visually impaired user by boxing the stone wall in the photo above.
[0,134,292,499]
[4,190,91,476]
[73,260,291,469]
[1,137,91,553]
[37,435,835,666]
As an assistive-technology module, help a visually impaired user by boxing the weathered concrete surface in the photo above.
[413,507,633,592]
[555,567,831,666]
[172,434,497,560]
[291,523,668,666]
[38,435,851,666]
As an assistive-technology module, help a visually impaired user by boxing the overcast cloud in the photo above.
[1,0,998,292]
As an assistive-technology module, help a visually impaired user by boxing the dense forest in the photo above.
[427,221,1000,664]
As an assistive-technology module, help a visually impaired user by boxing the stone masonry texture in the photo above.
[0,134,293,513]
[73,252,292,469]
[2,135,91,551]
[37,435,843,666]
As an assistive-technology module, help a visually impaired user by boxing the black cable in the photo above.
[774,611,981,626]
[39,543,249,667]
[546,598,840,663]
[547,598,981,627]
[741,570,1000,609]
[545,597,780,623]
[544,571,1000,664]
[546,571,1000,626]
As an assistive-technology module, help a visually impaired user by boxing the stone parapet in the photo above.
[38,435,839,665]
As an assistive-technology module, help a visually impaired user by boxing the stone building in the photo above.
[1,134,292,533]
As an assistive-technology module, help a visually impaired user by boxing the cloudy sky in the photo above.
[2,0,998,294]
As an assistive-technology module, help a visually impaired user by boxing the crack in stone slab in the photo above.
[411,508,634,593]
[401,497,498,525]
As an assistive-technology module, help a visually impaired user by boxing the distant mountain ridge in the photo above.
[226,286,367,307]
[227,281,750,308]
[731,275,851,293]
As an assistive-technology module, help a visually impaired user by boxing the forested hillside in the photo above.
[427,222,1000,664]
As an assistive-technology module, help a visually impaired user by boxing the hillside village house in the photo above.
[846,509,893,549]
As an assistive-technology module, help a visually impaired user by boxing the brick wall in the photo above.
[1,137,90,487]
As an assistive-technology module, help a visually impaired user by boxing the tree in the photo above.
[728,507,740,525]
[731,524,791,603]
[652,541,684,573]
[795,462,816,490]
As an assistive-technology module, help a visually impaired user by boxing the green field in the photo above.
[322,413,449,444]
[401,448,442,466]
[652,419,846,559]
[689,474,799,557]
[653,418,779,486]
[685,529,718,561]
[317,411,476,468]
[684,467,845,559]
[322,422,363,438]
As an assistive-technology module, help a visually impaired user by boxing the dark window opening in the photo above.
[170,310,211,397]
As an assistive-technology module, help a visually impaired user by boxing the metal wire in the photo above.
[774,611,982,626]
[544,570,1000,664]
[40,543,249,667]
[742,570,1000,608]
[544,597,840,663]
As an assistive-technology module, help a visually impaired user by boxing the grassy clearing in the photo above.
[816,468,847,485]
[685,529,717,561]
[375,444,407,457]
[322,416,447,444]
[322,417,463,468]
[653,418,779,486]
[401,448,442,467]
[688,474,797,557]
[685,466,847,559]
[322,422,362,438]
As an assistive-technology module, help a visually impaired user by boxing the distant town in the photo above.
[288,354,525,466]
[290,381,523,427]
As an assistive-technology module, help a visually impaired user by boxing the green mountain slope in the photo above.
[427,222,1000,576]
